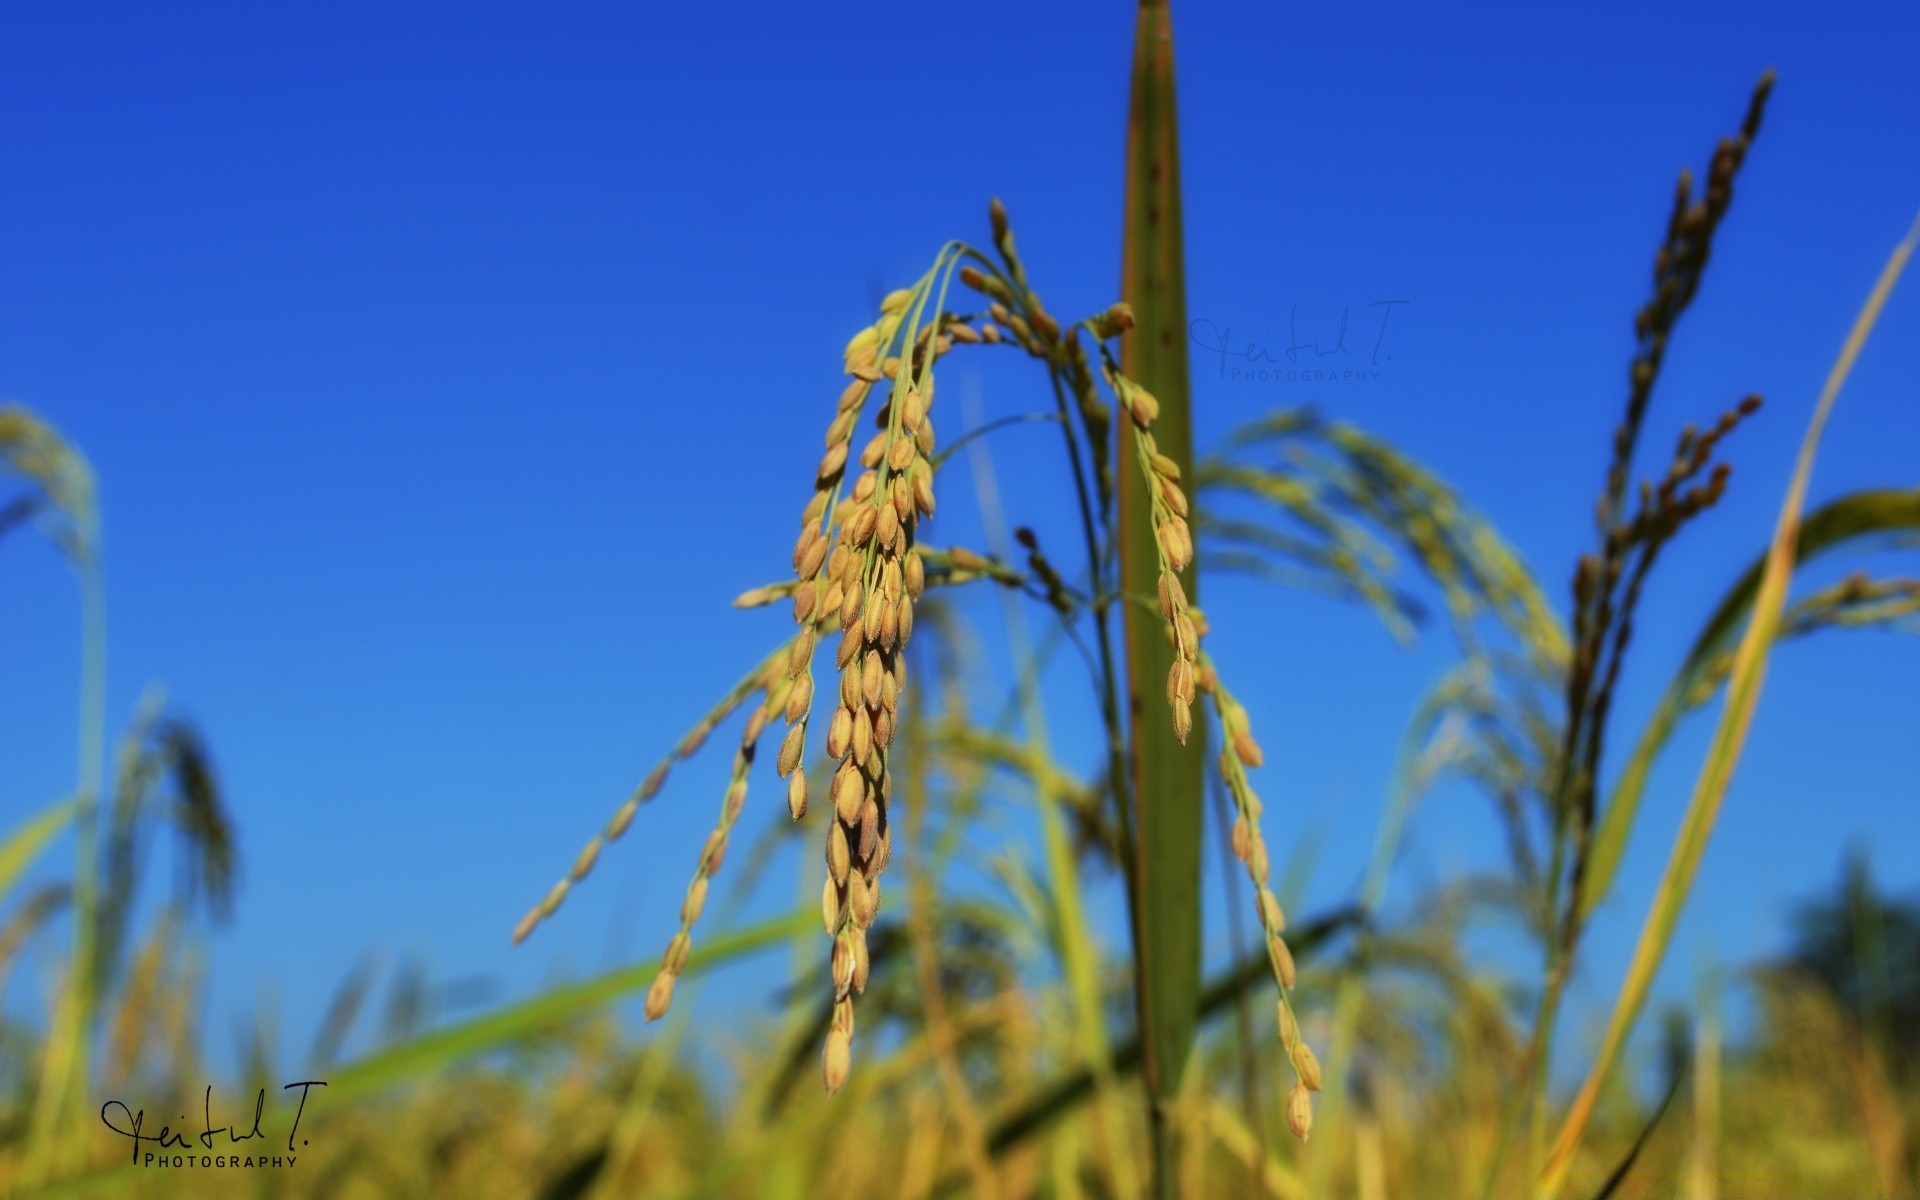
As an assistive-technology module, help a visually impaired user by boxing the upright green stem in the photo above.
[1120,2,1202,1192]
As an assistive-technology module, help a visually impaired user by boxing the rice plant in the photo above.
[3,3,1918,1198]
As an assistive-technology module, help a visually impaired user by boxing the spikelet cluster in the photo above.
[1201,659,1320,1138]
[1104,365,1199,742]
[511,643,792,946]
[1105,352,1318,1139]
[777,280,956,1095]
[642,654,795,1018]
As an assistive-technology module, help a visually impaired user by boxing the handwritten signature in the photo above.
[100,1081,326,1166]
[1190,301,1408,382]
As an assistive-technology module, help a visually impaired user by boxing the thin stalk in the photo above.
[1119,4,1203,1193]
[1539,206,1920,1197]
[25,556,106,1183]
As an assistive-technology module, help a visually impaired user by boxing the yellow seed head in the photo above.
[880,288,913,315]
[778,723,807,778]
[787,630,815,680]
[1259,888,1286,936]
[816,443,848,485]
[785,672,814,724]
[1271,933,1297,989]
[822,876,843,932]
[827,821,851,884]
[608,798,638,841]
[787,769,808,820]
[1287,1082,1313,1141]
[681,876,709,926]
[1167,658,1194,709]
[858,797,881,863]
[1162,477,1189,518]
[851,929,870,993]
[852,873,879,927]
[1293,1041,1323,1091]
[822,1025,852,1096]
[571,837,602,881]
[831,933,854,998]
[845,325,880,360]
[1277,999,1297,1047]
[827,706,853,759]
[645,970,676,1021]
[834,768,865,824]
[1234,728,1264,769]
[851,706,873,765]
[839,576,864,630]
[835,626,862,671]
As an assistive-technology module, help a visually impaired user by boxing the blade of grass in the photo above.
[0,796,74,900]
[326,906,811,1104]
[1119,2,1202,1190]
[1578,487,1920,922]
[1540,206,1920,1196]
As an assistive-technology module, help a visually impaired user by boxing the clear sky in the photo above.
[3,2,1917,1075]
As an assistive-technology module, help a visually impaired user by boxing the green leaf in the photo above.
[1118,0,1203,1181]
[325,907,810,1104]
[0,796,74,901]
[1542,206,1920,1196]
[1579,487,1920,923]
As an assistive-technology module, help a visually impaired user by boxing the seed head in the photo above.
[1293,1041,1323,1091]
[645,970,676,1021]
[822,1024,852,1096]
[1287,1083,1313,1141]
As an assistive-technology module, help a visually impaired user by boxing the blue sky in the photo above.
[3,1,1917,1077]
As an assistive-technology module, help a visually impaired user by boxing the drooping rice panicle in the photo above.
[1102,359,1199,742]
[775,254,973,1093]
[643,669,794,1020]
[511,642,793,945]
[1196,653,1321,1139]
